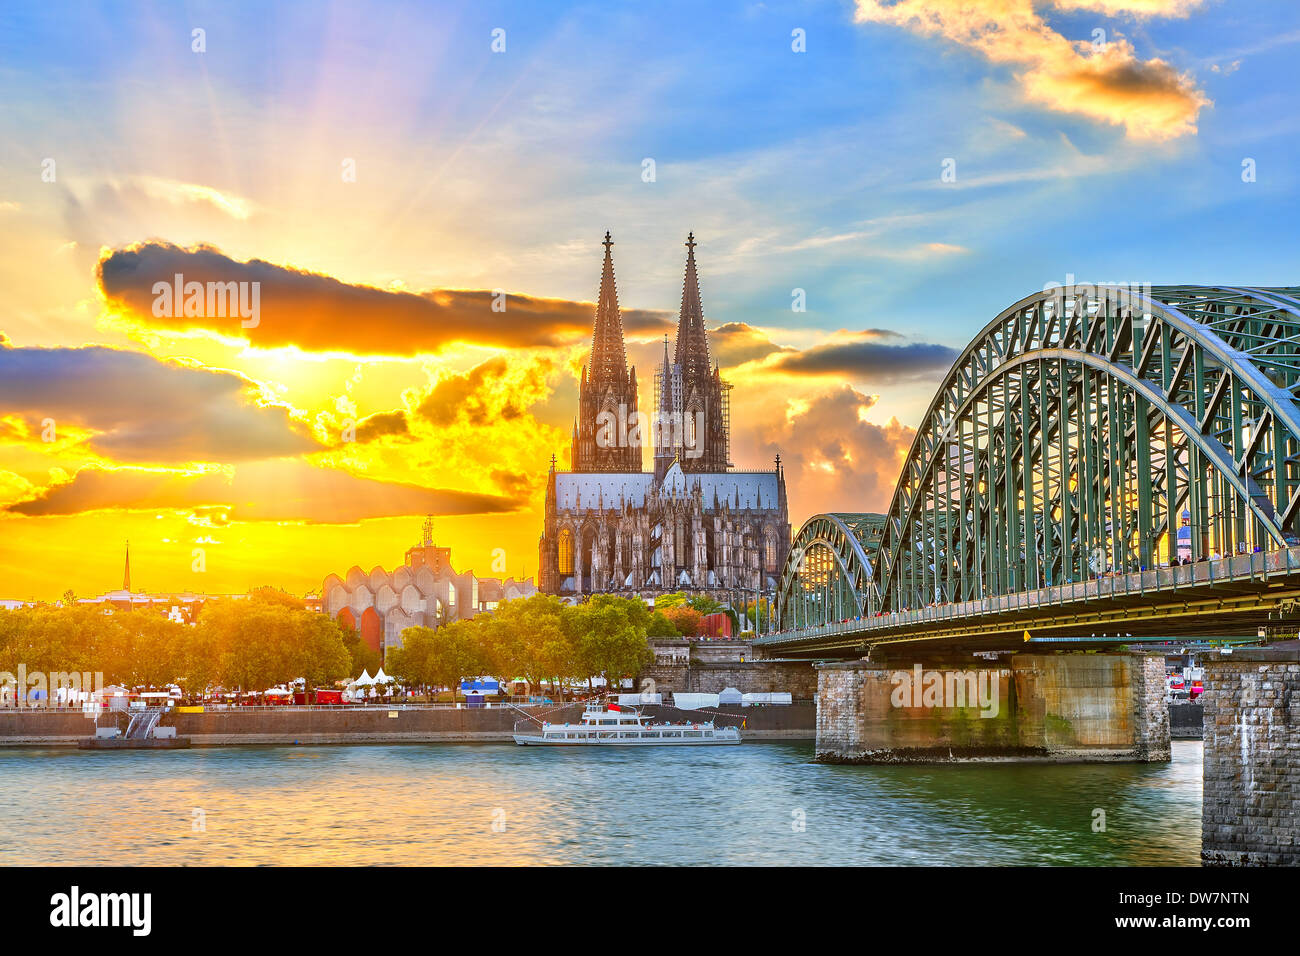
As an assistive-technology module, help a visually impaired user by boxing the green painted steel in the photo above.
[776,285,1300,632]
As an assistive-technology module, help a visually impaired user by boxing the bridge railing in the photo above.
[761,545,1300,645]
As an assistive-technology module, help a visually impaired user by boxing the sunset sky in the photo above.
[1,0,1297,600]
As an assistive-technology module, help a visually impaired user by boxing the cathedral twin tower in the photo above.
[541,233,790,600]
[572,232,731,479]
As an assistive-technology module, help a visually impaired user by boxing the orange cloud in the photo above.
[5,460,515,523]
[854,0,1210,140]
[0,341,319,464]
[97,242,674,356]
[733,385,916,518]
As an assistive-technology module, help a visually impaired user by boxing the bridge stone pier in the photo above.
[815,651,1169,764]
[1201,647,1300,866]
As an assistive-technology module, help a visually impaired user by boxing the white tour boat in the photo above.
[513,701,741,746]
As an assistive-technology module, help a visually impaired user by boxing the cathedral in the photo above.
[538,233,791,602]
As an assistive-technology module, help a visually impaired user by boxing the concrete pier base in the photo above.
[1201,647,1300,867]
[815,652,1169,764]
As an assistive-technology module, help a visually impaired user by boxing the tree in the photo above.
[248,586,306,610]
[568,595,653,692]
[295,614,352,693]
[110,612,185,688]
[645,611,679,638]
[176,624,221,698]
[430,622,487,702]
[662,604,702,638]
[340,627,381,679]
[654,591,690,610]
[744,597,774,632]
[199,599,346,692]
[686,594,724,616]
[478,593,569,695]
[385,626,436,696]
[390,623,485,702]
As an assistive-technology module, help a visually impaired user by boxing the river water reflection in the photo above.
[0,740,1202,865]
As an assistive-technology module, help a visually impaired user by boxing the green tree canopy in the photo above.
[478,593,570,687]
[567,595,654,689]
[388,622,485,699]
[645,610,679,638]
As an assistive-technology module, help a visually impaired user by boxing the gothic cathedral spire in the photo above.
[571,232,641,472]
[655,233,730,477]
[674,232,712,380]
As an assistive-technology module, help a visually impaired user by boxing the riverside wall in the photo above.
[640,638,818,698]
[0,700,815,746]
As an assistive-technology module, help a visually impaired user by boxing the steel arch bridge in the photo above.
[776,513,881,630]
[767,285,1300,653]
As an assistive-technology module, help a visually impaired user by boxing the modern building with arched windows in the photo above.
[323,519,536,655]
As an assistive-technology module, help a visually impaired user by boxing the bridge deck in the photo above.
[757,545,1300,657]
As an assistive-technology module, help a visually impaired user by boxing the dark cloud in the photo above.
[97,241,675,355]
[771,339,958,381]
[709,322,795,368]
[354,410,411,443]
[0,342,319,463]
[5,460,516,522]
[488,467,535,500]
[415,355,553,427]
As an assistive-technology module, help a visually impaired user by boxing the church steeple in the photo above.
[674,232,712,379]
[123,540,131,592]
[659,232,730,474]
[589,231,629,387]
[571,232,641,473]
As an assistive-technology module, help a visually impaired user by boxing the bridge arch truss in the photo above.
[776,285,1300,629]
[776,513,882,629]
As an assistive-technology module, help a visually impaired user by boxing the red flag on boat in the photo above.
[608,703,622,712]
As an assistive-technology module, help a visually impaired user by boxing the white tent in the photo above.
[673,693,720,711]
[741,692,792,706]
[354,670,375,687]
[718,687,743,705]
[373,668,392,684]
[618,692,662,706]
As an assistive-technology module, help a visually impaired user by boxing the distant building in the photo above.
[1178,508,1192,562]
[71,542,248,622]
[76,590,245,623]
[322,518,537,655]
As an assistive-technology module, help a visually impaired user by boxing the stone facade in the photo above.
[1201,647,1300,866]
[815,652,1171,764]
[638,639,817,698]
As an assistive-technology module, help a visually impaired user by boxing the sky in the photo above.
[0,0,1297,601]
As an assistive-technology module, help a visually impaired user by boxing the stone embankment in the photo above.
[0,700,815,746]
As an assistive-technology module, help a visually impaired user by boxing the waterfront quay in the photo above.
[0,700,816,747]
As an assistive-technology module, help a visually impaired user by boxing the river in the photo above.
[0,740,1203,865]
